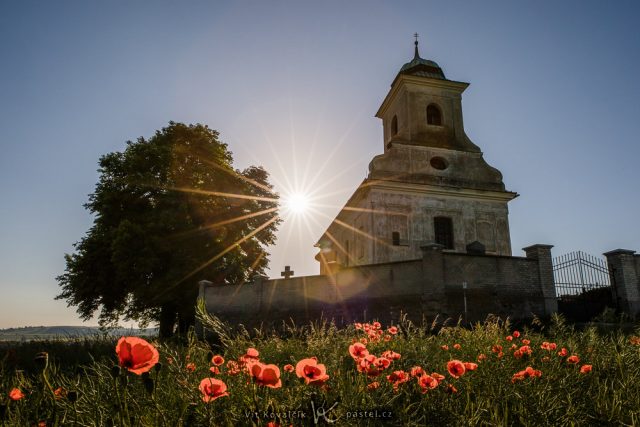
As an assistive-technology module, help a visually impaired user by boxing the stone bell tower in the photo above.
[315,38,518,274]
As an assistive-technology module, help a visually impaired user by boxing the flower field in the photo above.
[2,314,640,426]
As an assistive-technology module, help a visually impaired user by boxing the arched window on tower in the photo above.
[427,104,442,126]
[434,216,454,249]
[391,115,398,136]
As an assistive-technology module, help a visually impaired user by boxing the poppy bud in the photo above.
[111,365,121,378]
[154,362,162,373]
[67,391,78,403]
[34,352,49,370]
[143,376,154,394]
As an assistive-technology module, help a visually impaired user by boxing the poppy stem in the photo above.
[113,374,126,426]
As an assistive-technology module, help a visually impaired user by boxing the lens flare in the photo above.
[285,192,310,215]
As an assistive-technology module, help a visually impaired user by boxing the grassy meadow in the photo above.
[1,312,640,426]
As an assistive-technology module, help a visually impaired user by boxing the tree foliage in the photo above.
[57,122,280,335]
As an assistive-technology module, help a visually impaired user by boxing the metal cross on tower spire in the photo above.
[413,32,420,59]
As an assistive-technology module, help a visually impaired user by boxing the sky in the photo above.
[1,1,639,328]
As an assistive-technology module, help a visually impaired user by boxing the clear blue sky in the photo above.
[1,1,638,328]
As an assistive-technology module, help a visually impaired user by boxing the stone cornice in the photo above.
[364,179,518,203]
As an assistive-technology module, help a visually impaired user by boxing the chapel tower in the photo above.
[315,39,518,274]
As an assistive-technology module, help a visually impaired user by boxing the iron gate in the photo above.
[553,251,617,321]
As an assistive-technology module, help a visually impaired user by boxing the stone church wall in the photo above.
[200,244,555,329]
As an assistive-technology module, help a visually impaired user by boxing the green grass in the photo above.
[1,312,640,426]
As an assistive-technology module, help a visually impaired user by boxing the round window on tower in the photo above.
[430,156,448,170]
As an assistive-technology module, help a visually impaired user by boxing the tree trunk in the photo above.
[177,304,196,335]
[159,304,176,338]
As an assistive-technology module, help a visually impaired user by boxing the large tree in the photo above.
[57,122,280,336]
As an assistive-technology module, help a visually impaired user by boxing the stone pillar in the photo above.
[420,244,446,313]
[198,280,213,300]
[604,249,640,317]
[523,244,557,316]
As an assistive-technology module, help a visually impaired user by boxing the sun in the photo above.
[284,192,310,215]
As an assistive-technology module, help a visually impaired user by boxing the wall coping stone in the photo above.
[603,249,637,256]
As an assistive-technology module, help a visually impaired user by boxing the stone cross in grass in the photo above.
[281,266,294,279]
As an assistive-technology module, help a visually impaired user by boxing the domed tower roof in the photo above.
[397,36,446,80]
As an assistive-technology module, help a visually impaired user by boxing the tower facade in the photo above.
[315,42,518,274]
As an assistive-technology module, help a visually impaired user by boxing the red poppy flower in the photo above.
[506,335,513,342]
[355,323,363,330]
[446,383,458,394]
[381,350,401,361]
[410,366,424,377]
[209,366,220,375]
[453,343,461,350]
[477,354,487,362]
[116,337,159,375]
[418,374,438,393]
[513,331,520,338]
[522,339,531,345]
[491,345,502,353]
[349,343,369,361]
[463,362,478,371]
[53,387,66,399]
[357,355,385,377]
[580,364,592,374]
[250,362,282,388]
[567,355,580,364]
[441,345,449,351]
[295,358,330,386]
[388,326,398,335]
[386,370,410,389]
[511,366,542,383]
[186,362,196,372]
[367,381,380,390]
[541,342,557,351]
[9,388,24,401]
[374,357,391,370]
[372,321,381,330]
[514,345,532,359]
[447,360,466,378]
[431,372,445,383]
[199,378,229,402]
[557,348,568,357]
[511,371,526,383]
[283,364,294,373]
[384,334,392,342]
[211,355,224,366]
[525,366,542,378]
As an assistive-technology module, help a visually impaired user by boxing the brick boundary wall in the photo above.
[199,244,556,329]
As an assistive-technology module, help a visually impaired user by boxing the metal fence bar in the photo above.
[552,251,611,298]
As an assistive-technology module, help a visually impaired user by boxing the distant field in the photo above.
[0,326,158,341]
